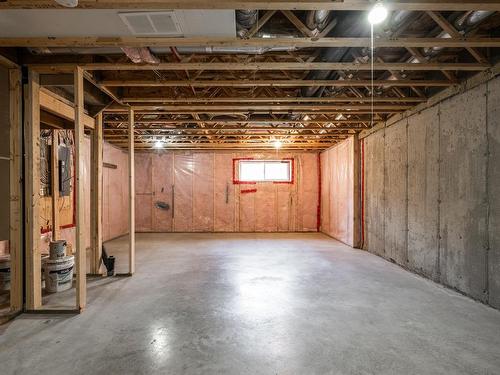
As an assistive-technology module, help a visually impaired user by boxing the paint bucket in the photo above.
[0,257,10,292]
[43,256,74,293]
[49,240,67,260]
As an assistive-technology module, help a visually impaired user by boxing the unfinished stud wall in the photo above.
[0,66,9,242]
[362,74,500,309]
[320,137,359,247]
[134,151,319,232]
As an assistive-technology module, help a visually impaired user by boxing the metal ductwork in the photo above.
[306,10,334,34]
[423,11,495,57]
[236,9,259,38]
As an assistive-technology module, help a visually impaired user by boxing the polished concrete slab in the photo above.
[0,233,499,374]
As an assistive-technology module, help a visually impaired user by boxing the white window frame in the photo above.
[238,160,292,183]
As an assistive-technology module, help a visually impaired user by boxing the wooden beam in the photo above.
[112,104,413,111]
[24,69,41,311]
[9,68,23,312]
[39,88,95,129]
[247,10,276,38]
[128,107,135,275]
[74,67,86,312]
[121,97,427,103]
[100,79,453,87]
[2,1,500,11]
[426,11,489,64]
[4,37,500,48]
[51,131,60,240]
[90,113,103,275]
[29,62,490,73]
[103,119,370,125]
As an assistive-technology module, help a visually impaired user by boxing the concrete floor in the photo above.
[0,233,499,374]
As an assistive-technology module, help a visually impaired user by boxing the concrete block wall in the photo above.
[362,74,500,309]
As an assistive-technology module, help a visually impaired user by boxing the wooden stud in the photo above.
[128,107,135,275]
[51,131,60,240]
[24,69,41,311]
[90,113,103,275]
[9,68,23,312]
[74,66,86,311]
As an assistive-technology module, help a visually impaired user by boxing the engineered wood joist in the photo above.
[121,97,427,103]
[3,37,500,48]
[35,62,489,73]
[1,0,500,11]
[99,79,453,88]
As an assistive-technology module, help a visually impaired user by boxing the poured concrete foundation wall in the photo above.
[362,74,500,309]
[320,137,359,247]
[134,151,319,232]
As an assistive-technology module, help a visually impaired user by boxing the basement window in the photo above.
[238,160,293,183]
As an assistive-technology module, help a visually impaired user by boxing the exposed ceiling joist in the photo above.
[1,0,500,11]
[5,37,500,48]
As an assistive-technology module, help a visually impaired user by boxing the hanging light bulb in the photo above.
[368,2,388,25]
[273,140,283,149]
[55,0,79,7]
[154,140,164,149]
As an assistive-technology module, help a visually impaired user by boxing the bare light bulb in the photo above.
[273,140,283,149]
[154,140,164,149]
[368,3,388,25]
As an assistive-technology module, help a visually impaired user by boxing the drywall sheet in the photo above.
[320,137,356,247]
[488,75,500,309]
[407,106,439,280]
[364,131,385,256]
[133,151,318,233]
[439,84,488,302]
[384,122,408,265]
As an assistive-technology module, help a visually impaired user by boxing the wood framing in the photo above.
[74,67,86,311]
[128,107,135,275]
[51,131,60,240]
[24,69,41,311]
[39,88,94,129]
[90,113,103,275]
[2,1,500,11]
[4,36,500,49]
[9,68,22,313]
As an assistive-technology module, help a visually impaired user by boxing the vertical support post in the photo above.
[24,69,41,311]
[9,68,23,312]
[352,133,361,248]
[51,131,60,241]
[74,67,86,311]
[91,113,103,274]
[129,107,135,275]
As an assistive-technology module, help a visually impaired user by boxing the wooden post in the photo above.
[51,131,60,241]
[74,67,86,311]
[24,69,41,310]
[91,113,103,274]
[128,107,135,275]
[9,68,22,312]
[352,134,361,249]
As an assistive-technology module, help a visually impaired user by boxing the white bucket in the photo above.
[49,240,67,260]
[43,256,74,293]
[0,258,10,292]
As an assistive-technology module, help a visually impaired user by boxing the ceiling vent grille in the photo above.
[119,12,183,36]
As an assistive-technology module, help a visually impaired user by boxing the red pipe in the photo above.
[360,138,365,248]
[317,153,322,232]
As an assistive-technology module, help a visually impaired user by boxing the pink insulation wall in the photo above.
[40,139,129,255]
[320,137,359,247]
[134,151,319,233]
[103,142,129,241]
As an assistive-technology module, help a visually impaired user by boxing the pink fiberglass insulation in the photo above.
[131,150,319,233]
[320,137,356,246]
